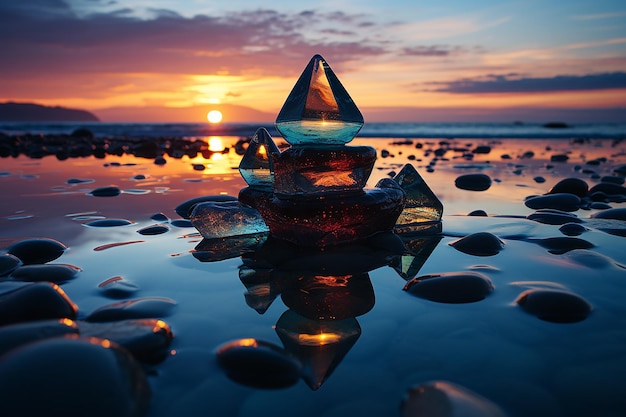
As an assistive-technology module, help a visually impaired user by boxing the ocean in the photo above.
[1,121,625,139]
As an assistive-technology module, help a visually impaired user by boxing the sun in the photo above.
[207,110,223,124]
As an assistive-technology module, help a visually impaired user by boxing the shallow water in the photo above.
[1,136,626,417]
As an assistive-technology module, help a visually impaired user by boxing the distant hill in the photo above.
[0,102,99,122]
[93,104,274,123]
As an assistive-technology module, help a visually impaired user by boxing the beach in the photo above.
[1,131,626,416]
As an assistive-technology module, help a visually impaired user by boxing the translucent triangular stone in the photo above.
[238,128,280,190]
[392,164,443,234]
[390,236,442,280]
[276,310,361,390]
[275,54,364,146]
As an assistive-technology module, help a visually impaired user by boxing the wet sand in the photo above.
[1,136,626,417]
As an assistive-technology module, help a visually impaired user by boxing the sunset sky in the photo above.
[1,0,625,123]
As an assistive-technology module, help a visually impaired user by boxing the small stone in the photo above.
[0,282,78,325]
[154,156,166,165]
[10,264,81,284]
[86,297,177,322]
[215,338,302,389]
[403,271,494,303]
[468,210,488,216]
[559,223,587,236]
[533,176,546,183]
[0,336,151,416]
[449,232,505,256]
[526,210,582,225]
[550,154,569,162]
[174,195,238,219]
[77,319,174,364]
[85,218,134,228]
[402,380,507,417]
[190,201,269,239]
[533,237,594,254]
[393,164,443,234]
[547,177,588,197]
[170,219,194,227]
[88,186,122,197]
[0,254,22,276]
[150,212,169,222]
[516,288,592,323]
[524,193,581,212]
[588,182,626,196]
[6,238,67,265]
[98,276,140,298]
[239,127,281,190]
[613,164,626,176]
[137,224,170,235]
[590,207,626,221]
[589,202,612,210]
[472,145,491,154]
[600,175,624,185]
[454,173,492,191]
[0,318,79,357]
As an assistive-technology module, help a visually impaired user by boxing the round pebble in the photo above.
[600,175,624,185]
[97,276,140,298]
[0,336,151,417]
[467,209,488,217]
[590,207,626,221]
[6,238,67,265]
[89,186,122,197]
[403,271,494,303]
[215,338,302,389]
[0,318,79,357]
[170,219,194,228]
[449,232,505,256]
[137,224,170,235]
[0,282,77,326]
[548,178,588,197]
[524,193,581,212]
[10,263,81,284]
[526,210,582,225]
[533,237,594,254]
[533,176,546,183]
[85,219,134,227]
[516,289,592,323]
[559,223,587,236]
[588,182,626,196]
[454,173,492,191]
[0,254,22,276]
[150,213,169,222]
[86,297,177,322]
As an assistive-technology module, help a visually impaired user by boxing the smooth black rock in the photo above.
[10,263,81,284]
[86,297,177,322]
[588,182,626,196]
[97,276,140,298]
[6,238,67,265]
[589,202,612,210]
[533,176,546,183]
[472,145,491,154]
[404,271,494,303]
[468,210,488,217]
[600,175,624,185]
[0,318,78,357]
[0,254,22,276]
[449,232,505,256]
[170,219,194,228]
[0,282,77,325]
[89,186,122,197]
[612,164,626,176]
[526,210,582,225]
[590,207,626,221]
[454,173,492,191]
[548,178,589,198]
[137,224,170,235]
[86,219,134,227]
[174,195,238,219]
[559,223,587,236]
[524,193,581,212]
[550,154,569,162]
[0,336,151,417]
[215,338,302,389]
[77,319,174,364]
[516,289,592,323]
[150,212,169,222]
[533,237,594,254]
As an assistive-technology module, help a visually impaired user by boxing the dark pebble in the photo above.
[559,223,587,236]
[589,202,612,210]
[66,178,94,184]
[516,289,592,323]
[10,264,81,284]
[131,174,146,180]
[613,164,626,176]
[588,182,626,196]
[85,219,134,227]
[150,212,169,222]
[215,338,302,389]
[174,195,238,219]
[89,186,122,197]
[0,318,78,357]
[551,178,592,194]
[590,207,626,221]
[86,297,177,322]
[454,173,492,191]
[170,219,194,228]
[601,175,625,185]
[533,237,594,254]
[501,154,511,159]
[137,224,170,235]
[521,151,534,159]
[6,238,67,265]
[533,176,546,183]
[550,154,569,162]
[526,210,582,225]
[0,254,22,276]
[0,282,77,325]
[381,149,390,158]
[192,164,205,171]
[77,319,174,364]
[97,276,140,298]
[154,156,166,165]
[468,209,488,217]
[524,193,581,212]
[0,336,151,416]
[449,232,505,256]
[472,145,491,154]
[404,271,494,303]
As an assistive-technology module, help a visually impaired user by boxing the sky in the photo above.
[0,0,625,123]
